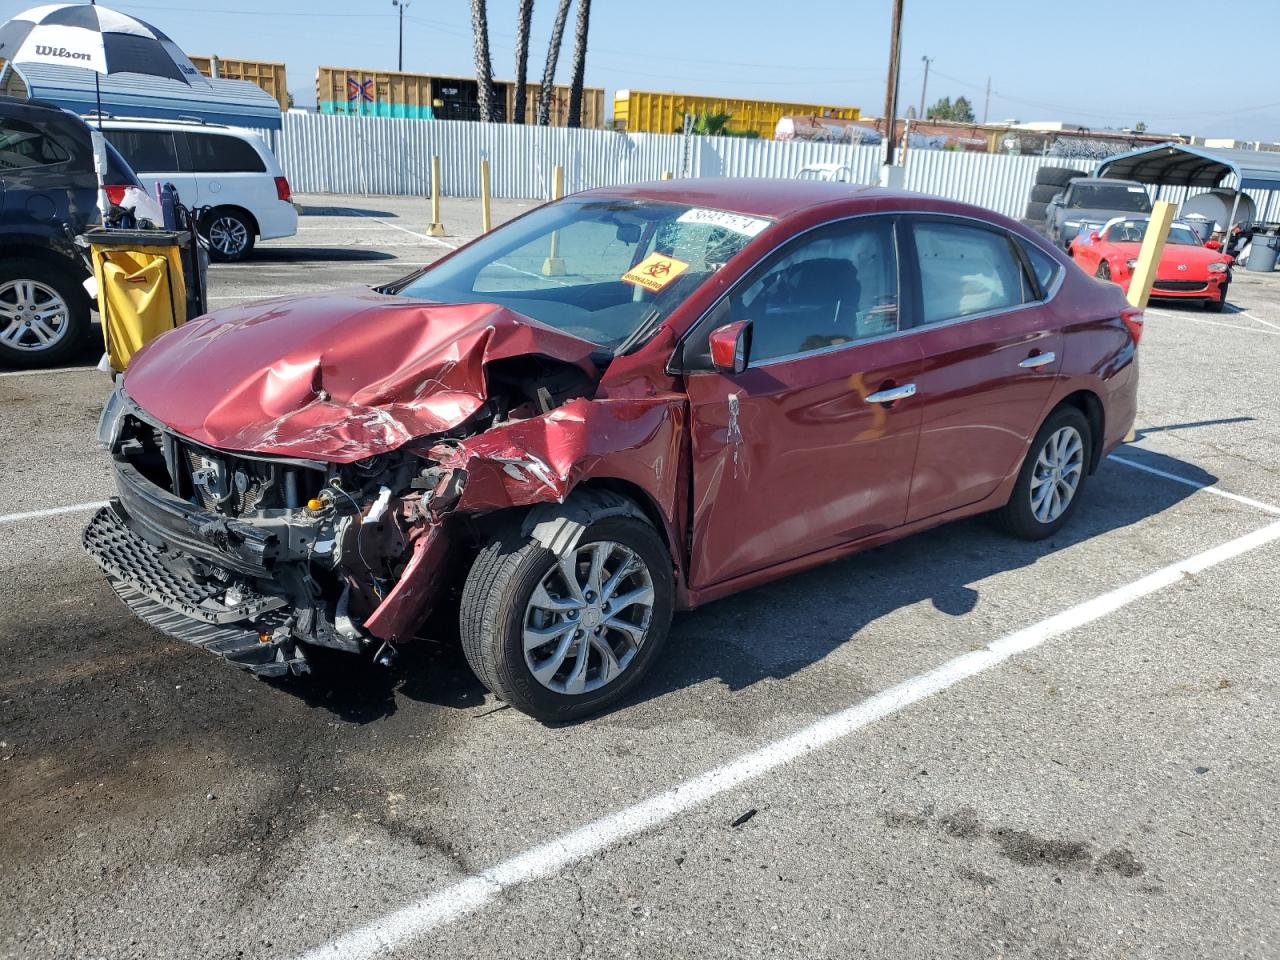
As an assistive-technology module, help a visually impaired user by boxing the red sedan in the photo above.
[86,180,1140,721]
[1069,217,1233,311]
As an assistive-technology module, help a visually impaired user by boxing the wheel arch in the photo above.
[1052,389,1105,474]
[0,241,88,281]
[202,204,260,238]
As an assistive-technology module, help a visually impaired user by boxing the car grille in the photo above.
[1153,280,1207,292]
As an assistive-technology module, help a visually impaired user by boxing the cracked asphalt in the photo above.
[1,195,1278,960]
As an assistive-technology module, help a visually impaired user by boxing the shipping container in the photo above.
[614,89,860,139]
[316,67,604,128]
[190,55,288,111]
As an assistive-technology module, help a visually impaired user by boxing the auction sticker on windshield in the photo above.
[622,252,691,292]
[676,208,771,237]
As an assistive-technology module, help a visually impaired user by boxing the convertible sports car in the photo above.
[1069,217,1233,311]
[85,179,1140,721]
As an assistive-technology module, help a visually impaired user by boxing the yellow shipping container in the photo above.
[614,89,860,139]
[191,55,288,111]
[316,67,603,128]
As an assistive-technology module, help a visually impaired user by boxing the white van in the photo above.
[98,117,297,261]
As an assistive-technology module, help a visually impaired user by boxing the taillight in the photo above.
[274,176,292,202]
[1120,306,1144,345]
[104,184,127,206]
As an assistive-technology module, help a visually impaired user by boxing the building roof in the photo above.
[1,61,281,130]
[1095,142,1280,191]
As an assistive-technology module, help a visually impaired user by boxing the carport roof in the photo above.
[1095,142,1280,191]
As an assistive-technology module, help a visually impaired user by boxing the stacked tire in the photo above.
[1023,166,1086,229]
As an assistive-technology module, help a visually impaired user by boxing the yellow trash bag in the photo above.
[90,239,187,372]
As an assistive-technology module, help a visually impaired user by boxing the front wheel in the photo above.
[460,515,674,722]
[993,407,1092,540]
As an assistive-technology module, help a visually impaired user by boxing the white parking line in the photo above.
[1145,308,1280,337]
[342,209,462,250]
[1110,454,1280,515]
[0,365,96,378]
[0,501,105,526]
[295,515,1280,960]
[1238,310,1280,331]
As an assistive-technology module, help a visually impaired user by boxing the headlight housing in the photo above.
[97,383,129,450]
[1125,258,1138,269]
[1064,219,1082,227]
[1207,262,1229,273]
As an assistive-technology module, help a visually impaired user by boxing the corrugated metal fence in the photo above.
[259,112,1280,223]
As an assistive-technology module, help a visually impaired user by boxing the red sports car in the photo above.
[1069,217,1233,311]
[85,180,1140,721]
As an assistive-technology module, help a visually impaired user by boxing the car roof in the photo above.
[575,177,897,219]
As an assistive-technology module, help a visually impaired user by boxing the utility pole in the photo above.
[983,76,991,124]
[918,55,932,122]
[393,0,410,72]
[881,0,904,170]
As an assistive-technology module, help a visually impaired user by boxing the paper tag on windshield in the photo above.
[622,253,691,292]
[1127,186,1146,193]
[676,208,770,237]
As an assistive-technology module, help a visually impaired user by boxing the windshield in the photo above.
[397,198,772,350]
[1069,184,1152,213]
[1103,220,1203,246]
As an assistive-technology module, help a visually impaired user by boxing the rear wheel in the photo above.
[202,208,256,262]
[993,406,1092,540]
[460,515,674,722]
[0,258,91,368]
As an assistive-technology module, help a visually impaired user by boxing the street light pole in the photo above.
[392,0,410,71]
[919,55,932,122]
[881,0,904,168]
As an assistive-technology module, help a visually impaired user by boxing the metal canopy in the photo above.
[1095,142,1280,191]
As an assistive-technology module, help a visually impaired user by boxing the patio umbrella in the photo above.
[0,1,208,219]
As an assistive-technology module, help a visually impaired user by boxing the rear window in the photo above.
[105,130,179,174]
[912,220,1033,324]
[185,133,265,173]
[1068,183,1152,213]
[0,118,71,169]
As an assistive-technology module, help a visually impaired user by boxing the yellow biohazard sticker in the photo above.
[621,253,690,292]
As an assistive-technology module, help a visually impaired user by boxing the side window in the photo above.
[0,118,71,169]
[105,130,179,174]
[1016,236,1061,297]
[734,218,899,364]
[186,133,266,174]
[911,220,1031,325]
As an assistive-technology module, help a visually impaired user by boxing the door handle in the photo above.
[864,383,917,404]
[1018,352,1056,369]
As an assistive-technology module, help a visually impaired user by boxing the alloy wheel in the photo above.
[1029,425,1085,524]
[208,216,249,257]
[0,279,70,353]
[522,540,655,696]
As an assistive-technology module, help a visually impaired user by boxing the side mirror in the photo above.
[1088,230,1101,242]
[1205,239,1222,251]
[615,223,641,245]
[1052,192,1065,205]
[708,320,750,375]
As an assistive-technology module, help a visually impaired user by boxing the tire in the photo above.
[1030,183,1061,203]
[1024,200,1049,223]
[1205,284,1228,312]
[0,257,92,368]
[201,208,256,262]
[992,406,1092,540]
[1035,166,1085,188]
[460,514,674,722]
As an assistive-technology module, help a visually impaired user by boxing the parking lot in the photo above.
[2,194,1279,960]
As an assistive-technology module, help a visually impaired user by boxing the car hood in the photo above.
[122,290,602,462]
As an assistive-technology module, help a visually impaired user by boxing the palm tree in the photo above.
[512,0,534,124]
[470,0,496,122]
[566,0,591,128]
[537,0,571,125]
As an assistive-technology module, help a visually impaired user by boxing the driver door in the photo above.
[684,216,925,589]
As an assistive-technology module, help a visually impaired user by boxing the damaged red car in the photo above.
[85,180,1139,721]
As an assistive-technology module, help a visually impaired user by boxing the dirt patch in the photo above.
[990,827,1093,869]
[1095,847,1145,878]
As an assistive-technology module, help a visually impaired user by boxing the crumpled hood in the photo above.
[122,290,601,462]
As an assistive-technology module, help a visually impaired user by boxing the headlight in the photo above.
[1126,258,1138,269]
[96,383,129,449]
[1208,262,1229,273]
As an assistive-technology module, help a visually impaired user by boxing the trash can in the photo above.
[1183,215,1215,244]
[82,228,192,372]
[1246,232,1280,273]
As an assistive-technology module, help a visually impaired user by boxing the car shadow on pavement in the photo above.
[298,205,398,218]
[248,248,398,263]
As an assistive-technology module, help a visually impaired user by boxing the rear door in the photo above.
[181,131,271,213]
[684,215,924,588]
[103,127,191,205]
[901,217,1063,524]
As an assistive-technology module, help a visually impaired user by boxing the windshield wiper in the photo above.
[612,307,663,357]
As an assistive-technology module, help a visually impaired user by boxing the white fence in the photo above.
[258,112,1280,224]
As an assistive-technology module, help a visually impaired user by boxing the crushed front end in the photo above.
[85,386,458,677]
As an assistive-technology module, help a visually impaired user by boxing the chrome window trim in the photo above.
[675,208,1064,375]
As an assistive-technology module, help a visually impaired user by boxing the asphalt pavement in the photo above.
[1,194,1278,960]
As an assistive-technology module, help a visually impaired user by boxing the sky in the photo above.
[2,0,1278,142]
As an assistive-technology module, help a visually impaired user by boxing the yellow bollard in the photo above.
[427,155,445,237]
[479,158,492,234]
[661,170,674,180]
[542,165,566,276]
[1126,200,1175,310]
